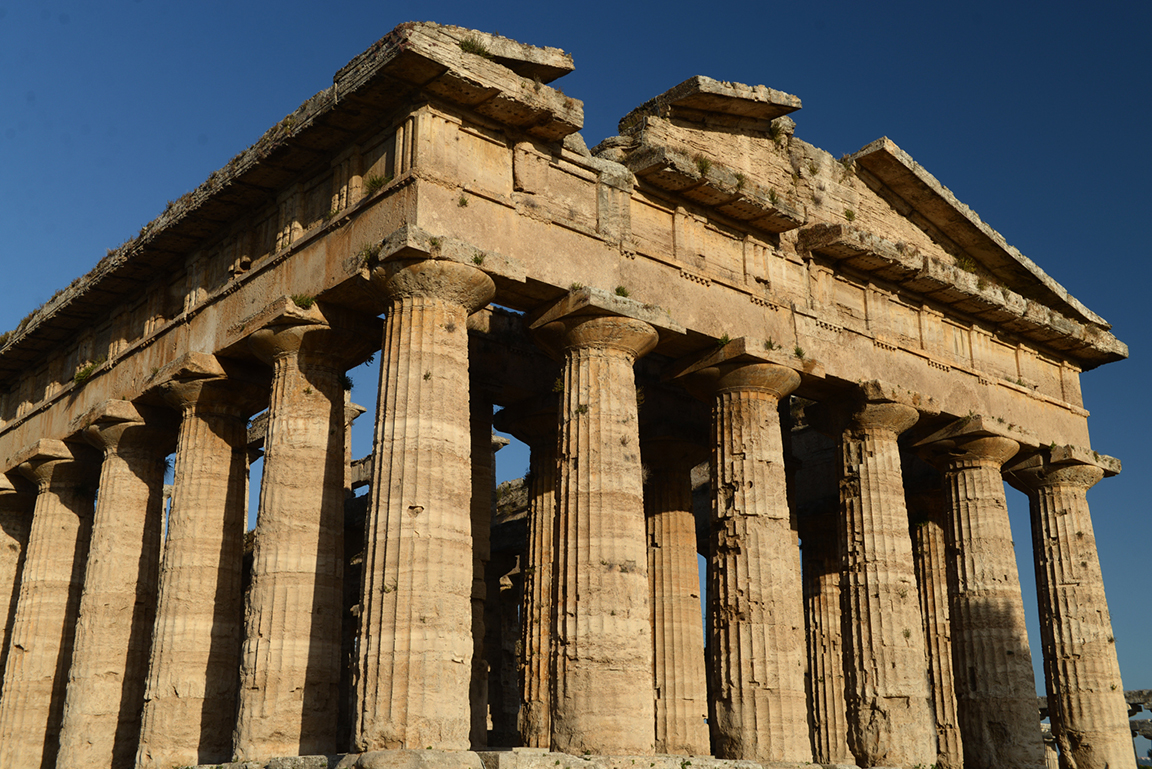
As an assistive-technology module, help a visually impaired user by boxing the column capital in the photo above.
[688,361,800,401]
[916,414,1023,470]
[536,314,658,361]
[809,380,926,438]
[371,258,495,313]
[74,400,178,457]
[1006,453,1106,493]
[159,375,266,419]
[246,300,378,371]
[11,438,100,492]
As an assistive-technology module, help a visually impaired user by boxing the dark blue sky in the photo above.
[2,0,1148,740]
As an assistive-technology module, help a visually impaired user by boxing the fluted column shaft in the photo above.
[57,409,171,769]
[0,478,32,690]
[704,363,809,762]
[835,401,935,767]
[547,314,657,755]
[803,514,852,763]
[494,399,558,749]
[354,259,494,751]
[907,489,963,769]
[643,439,709,756]
[234,324,352,760]
[926,436,1043,769]
[1011,461,1131,769]
[0,441,98,769]
[136,378,261,768]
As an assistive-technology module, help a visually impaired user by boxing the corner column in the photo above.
[354,258,494,751]
[544,313,658,755]
[0,439,99,769]
[0,474,32,688]
[1008,450,1132,769]
[702,362,810,762]
[136,371,264,768]
[493,396,559,749]
[641,437,710,756]
[819,387,936,767]
[920,424,1044,769]
[234,309,370,760]
[57,402,174,769]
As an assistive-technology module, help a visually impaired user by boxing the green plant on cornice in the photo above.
[428,236,441,249]
[290,294,315,309]
[765,338,778,351]
[807,159,819,176]
[955,255,978,273]
[768,121,785,148]
[768,188,779,205]
[459,36,493,58]
[357,242,382,266]
[734,173,746,191]
[843,208,856,222]
[717,333,731,347]
[794,345,805,360]
[615,285,630,297]
[569,282,584,291]
[458,195,469,207]
[73,356,106,386]
[322,207,339,223]
[340,373,354,391]
[362,174,391,197]
[472,252,485,265]
[694,155,712,175]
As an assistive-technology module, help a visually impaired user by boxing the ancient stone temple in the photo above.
[0,21,1133,769]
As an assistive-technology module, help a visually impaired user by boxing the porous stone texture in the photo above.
[904,469,962,769]
[354,258,495,751]
[0,439,98,769]
[234,319,361,760]
[0,474,32,687]
[492,397,558,749]
[829,398,936,767]
[802,511,852,764]
[703,363,810,762]
[56,404,172,769]
[543,314,657,756]
[1009,458,1132,769]
[136,376,264,768]
[642,438,710,756]
[922,432,1044,769]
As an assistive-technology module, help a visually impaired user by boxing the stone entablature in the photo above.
[0,21,1134,769]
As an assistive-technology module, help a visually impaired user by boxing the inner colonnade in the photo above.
[0,22,1132,769]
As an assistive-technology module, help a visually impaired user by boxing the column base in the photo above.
[184,749,874,769]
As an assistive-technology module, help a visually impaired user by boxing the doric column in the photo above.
[816,384,936,767]
[56,402,174,769]
[0,439,99,769]
[1007,449,1131,769]
[493,395,558,750]
[136,368,265,768]
[540,313,657,755]
[0,473,32,688]
[919,421,1043,769]
[234,306,371,760]
[641,437,710,756]
[696,362,810,762]
[354,258,494,751]
[904,457,963,769]
[469,394,494,749]
[802,509,852,763]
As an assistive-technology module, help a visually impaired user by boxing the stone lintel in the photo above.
[798,222,923,280]
[229,295,328,342]
[857,379,939,415]
[424,24,575,84]
[914,413,1037,450]
[371,224,527,284]
[849,137,1110,332]
[670,336,825,381]
[620,75,801,129]
[350,454,374,490]
[9,438,76,469]
[528,286,684,337]
[1007,445,1121,478]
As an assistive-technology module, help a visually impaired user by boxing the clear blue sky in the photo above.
[2,0,1148,744]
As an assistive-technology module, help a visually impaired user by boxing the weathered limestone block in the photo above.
[136,373,265,768]
[0,473,32,688]
[539,313,657,756]
[56,402,174,769]
[816,391,936,767]
[641,438,710,756]
[920,426,1044,769]
[802,511,852,764]
[904,466,963,769]
[355,258,494,751]
[0,439,99,769]
[698,362,810,762]
[234,311,371,760]
[1008,452,1132,769]
[492,396,558,749]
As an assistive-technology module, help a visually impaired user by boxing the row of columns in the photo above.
[0,256,1133,769]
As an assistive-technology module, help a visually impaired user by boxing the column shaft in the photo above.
[803,517,852,763]
[354,259,494,751]
[0,480,32,690]
[644,442,709,756]
[234,328,349,759]
[1014,462,1131,769]
[707,364,809,762]
[836,402,936,767]
[0,442,97,769]
[934,438,1044,769]
[136,380,257,768]
[57,412,170,769]
[549,315,656,755]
